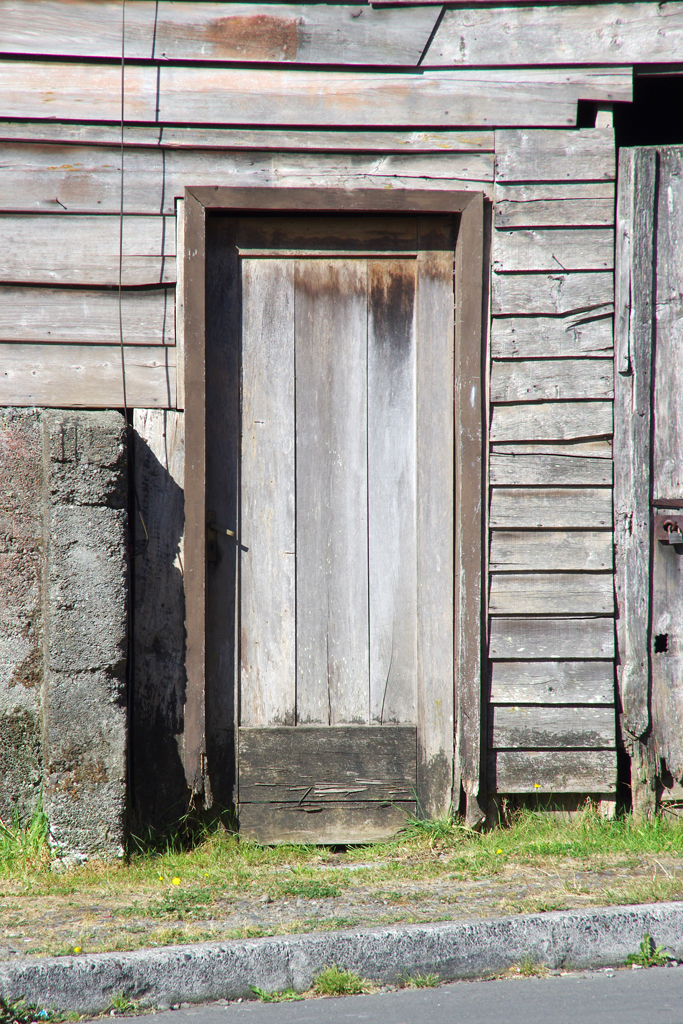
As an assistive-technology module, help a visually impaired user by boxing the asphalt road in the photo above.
[142,965,683,1024]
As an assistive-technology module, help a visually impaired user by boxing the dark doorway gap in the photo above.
[614,75,683,148]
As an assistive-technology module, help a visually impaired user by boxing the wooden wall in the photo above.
[0,0,682,806]
[488,128,617,802]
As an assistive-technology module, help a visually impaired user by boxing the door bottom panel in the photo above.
[239,801,417,845]
[238,725,417,843]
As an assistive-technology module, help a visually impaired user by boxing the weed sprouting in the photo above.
[399,972,439,988]
[312,965,370,996]
[0,797,49,874]
[250,987,303,1003]
[625,934,672,967]
[509,954,548,978]
[0,997,52,1024]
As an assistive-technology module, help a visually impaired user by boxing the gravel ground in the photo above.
[2,854,682,961]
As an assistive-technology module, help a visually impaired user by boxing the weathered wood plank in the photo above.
[0,122,495,153]
[492,272,614,316]
[236,213,419,254]
[160,67,631,129]
[492,440,612,460]
[427,4,683,67]
[489,706,615,750]
[239,801,415,845]
[495,129,616,182]
[368,259,417,726]
[0,2,440,65]
[653,149,683,502]
[295,260,369,726]
[490,359,613,403]
[614,148,656,740]
[493,228,613,273]
[490,401,613,443]
[652,532,683,780]
[489,453,612,486]
[0,63,632,128]
[240,260,296,728]
[0,343,175,408]
[490,530,613,572]
[494,183,615,229]
[0,145,492,216]
[488,750,617,793]
[489,572,614,616]
[0,286,174,345]
[490,487,612,529]
[132,409,186,827]
[491,313,613,359]
[489,661,614,705]
[238,725,416,803]
[0,215,175,286]
[489,617,615,660]
[175,200,185,411]
[453,199,485,820]
[416,222,456,818]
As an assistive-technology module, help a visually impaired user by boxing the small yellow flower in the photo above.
[496,849,503,855]
[534,783,541,789]
[172,877,181,885]
[158,876,164,882]
[204,873,209,877]
[73,946,82,954]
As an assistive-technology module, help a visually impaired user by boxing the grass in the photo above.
[508,953,549,978]
[250,987,303,1003]
[399,972,439,988]
[625,934,672,967]
[3,802,683,959]
[312,966,370,996]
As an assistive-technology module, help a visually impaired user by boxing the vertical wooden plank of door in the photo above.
[240,259,295,726]
[368,258,418,724]
[614,149,656,740]
[415,222,455,817]
[652,149,683,780]
[205,215,241,807]
[653,149,683,503]
[295,259,369,725]
[183,190,207,794]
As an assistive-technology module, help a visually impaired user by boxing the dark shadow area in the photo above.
[204,215,241,814]
[614,74,683,148]
[129,427,190,838]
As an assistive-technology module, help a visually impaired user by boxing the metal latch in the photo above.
[654,513,683,546]
[207,510,235,562]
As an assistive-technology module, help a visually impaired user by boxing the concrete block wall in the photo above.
[0,409,45,823]
[0,409,128,857]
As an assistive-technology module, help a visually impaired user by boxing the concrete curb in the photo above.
[1,902,683,1013]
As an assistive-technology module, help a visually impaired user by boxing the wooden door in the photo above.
[615,147,683,811]
[222,214,455,843]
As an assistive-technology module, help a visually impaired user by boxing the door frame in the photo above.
[181,185,486,822]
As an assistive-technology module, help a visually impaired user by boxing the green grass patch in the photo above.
[625,934,672,967]
[399,972,439,988]
[3,802,683,959]
[279,880,342,900]
[250,987,303,1003]
[312,965,370,996]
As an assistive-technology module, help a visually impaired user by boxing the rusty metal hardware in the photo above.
[654,513,683,545]
[207,510,235,562]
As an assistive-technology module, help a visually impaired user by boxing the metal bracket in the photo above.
[654,512,683,546]
[207,510,235,563]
